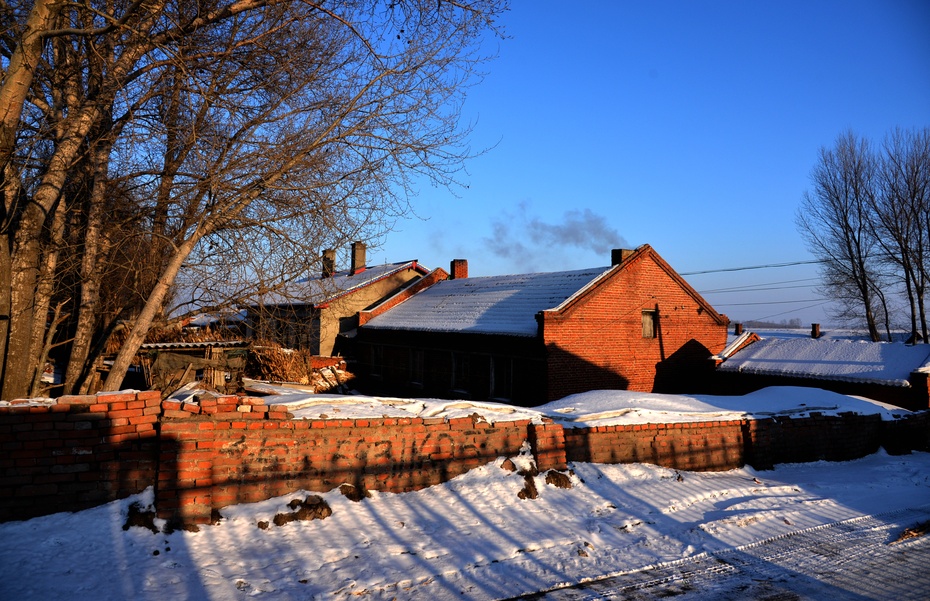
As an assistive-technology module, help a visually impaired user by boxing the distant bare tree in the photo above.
[0,1,507,398]
[797,131,890,341]
[872,128,930,343]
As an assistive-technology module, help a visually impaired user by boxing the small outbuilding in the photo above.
[715,335,930,411]
[354,244,729,405]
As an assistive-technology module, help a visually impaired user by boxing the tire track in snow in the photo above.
[508,505,930,600]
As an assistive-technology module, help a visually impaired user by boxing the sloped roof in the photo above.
[711,331,760,362]
[255,261,426,308]
[718,337,930,387]
[362,267,612,336]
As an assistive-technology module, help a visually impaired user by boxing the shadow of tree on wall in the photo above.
[153,417,533,527]
[0,410,156,522]
[0,402,213,599]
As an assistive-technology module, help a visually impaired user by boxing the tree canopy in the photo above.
[0,0,507,399]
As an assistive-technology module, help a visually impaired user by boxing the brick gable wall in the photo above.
[541,250,728,400]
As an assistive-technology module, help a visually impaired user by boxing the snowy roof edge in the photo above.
[313,260,426,307]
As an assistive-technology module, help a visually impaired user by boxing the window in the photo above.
[642,310,657,338]
[490,356,513,400]
[370,345,384,378]
[410,349,424,387]
[451,352,470,393]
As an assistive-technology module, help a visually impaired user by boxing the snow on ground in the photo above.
[1,387,928,600]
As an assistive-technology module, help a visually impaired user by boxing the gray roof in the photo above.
[362,266,612,336]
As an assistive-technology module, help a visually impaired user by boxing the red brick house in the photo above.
[246,242,432,357]
[354,245,729,405]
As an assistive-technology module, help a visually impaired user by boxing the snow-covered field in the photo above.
[1,387,929,600]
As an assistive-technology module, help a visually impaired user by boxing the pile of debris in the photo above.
[247,343,353,393]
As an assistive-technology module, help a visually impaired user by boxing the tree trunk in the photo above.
[2,215,42,399]
[0,102,103,398]
[0,231,11,394]
[0,2,63,392]
[902,272,919,342]
[27,196,67,386]
[101,234,203,391]
[0,0,63,167]
[29,301,67,397]
[63,139,114,394]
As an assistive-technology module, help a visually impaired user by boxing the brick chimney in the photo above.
[450,259,468,280]
[350,241,366,275]
[611,248,635,265]
[322,249,336,278]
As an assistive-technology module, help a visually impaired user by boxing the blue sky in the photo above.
[368,0,930,327]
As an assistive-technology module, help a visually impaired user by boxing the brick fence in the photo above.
[0,391,162,522]
[2,392,928,526]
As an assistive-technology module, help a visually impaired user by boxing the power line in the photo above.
[681,259,824,276]
[712,298,826,307]
[747,300,833,323]
[698,277,821,294]
[701,283,820,294]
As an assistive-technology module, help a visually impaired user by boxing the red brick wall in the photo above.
[3,391,928,527]
[0,391,162,521]
[542,249,729,401]
[157,405,533,525]
[0,392,534,525]
[562,411,928,472]
[564,420,746,471]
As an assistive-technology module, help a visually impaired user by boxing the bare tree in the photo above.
[0,1,507,398]
[797,131,890,341]
[872,128,930,343]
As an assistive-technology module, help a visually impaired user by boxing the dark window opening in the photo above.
[490,356,513,400]
[370,345,384,379]
[452,352,470,393]
[410,349,424,387]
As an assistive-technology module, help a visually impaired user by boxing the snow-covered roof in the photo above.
[718,337,930,387]
[362,266,612,336]
[255,261,424,308]
[187,309,247,327]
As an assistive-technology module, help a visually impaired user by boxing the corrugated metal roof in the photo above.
[140,340,249,350]
[362,267,611,336]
